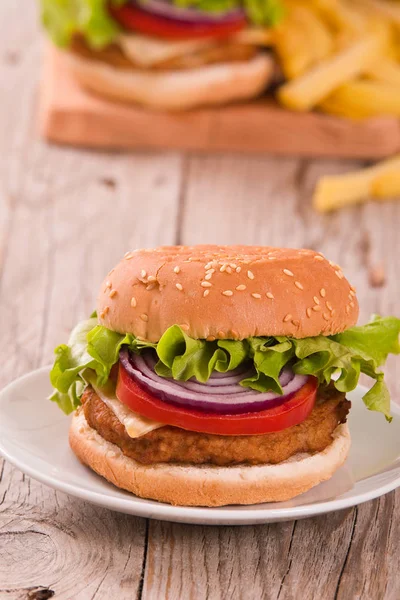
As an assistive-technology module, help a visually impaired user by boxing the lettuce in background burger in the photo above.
[40,0,283,109]
[49,245,400,507]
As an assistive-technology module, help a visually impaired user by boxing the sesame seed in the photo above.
[350,301,354,308]
[105,280,112,288]
[268,256,277,260]
[218,331,225,338]
[266,292,274,299]
[236,267,241,273]
[140,314,148,322]
[252,293,262,299]
[180,324,189,331]
[207,336,216,342]
[147,275,156,282]
[247,270,255,280]
[283,269,294,277]
[292,320,300,327]
[314,256,324,261]
[326,301,333,311]
[236,285,246,291]
[307,308,312,318]
[283,313,293,323]
[124,251,132,258]
[335,270,344,279]
[205,273,213,281]
[109,289,117,298]
[130,297,137,307]
[206,269,215,276]
[201,281,212,288]
[146,284,155,291]
[313,305,322,312]
[349,289,356,297]
[226,267,232,274]
[203,290,210,298]
[230,263,237,269]
[220,265,227,273]
[173,266,180,274]
[346,306,351,315]
[125,254,133,260]
[331,309,336,316]
[313,296,320,305]
[222,290,233,297]
[176,283,183,291]
[350,285,356,293]
[320,288,326,298]
[141,269,147,278]
[323,313,330,321]
[295,281,304,290]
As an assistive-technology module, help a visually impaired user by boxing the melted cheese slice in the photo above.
[85,372,164,438]
[118,28,273,68]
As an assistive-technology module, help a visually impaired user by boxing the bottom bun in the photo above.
[64,51,274,110]
[69,411,351,507]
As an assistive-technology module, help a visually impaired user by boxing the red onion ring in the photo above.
[131,0,246,24]
[119,349,308,415]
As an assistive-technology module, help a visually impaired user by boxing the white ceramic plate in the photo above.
[1,367,400,525]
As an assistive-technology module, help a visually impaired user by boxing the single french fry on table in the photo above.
[371,171,400,197]
[313,155,400,213]
[278,32,386,111]
[321,80,400,119]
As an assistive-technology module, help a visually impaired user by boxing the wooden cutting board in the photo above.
[39,47,400,159]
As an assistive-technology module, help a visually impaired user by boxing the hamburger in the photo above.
[40,0,283,110]
[50,245,400,507]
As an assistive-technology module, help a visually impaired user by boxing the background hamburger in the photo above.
[40,0,283,109]
[50,245,400,507]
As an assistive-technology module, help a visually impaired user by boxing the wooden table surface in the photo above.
[1,2,400,599]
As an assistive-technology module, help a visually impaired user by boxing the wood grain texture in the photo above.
[1,2,400,599]
[39,49,400,159]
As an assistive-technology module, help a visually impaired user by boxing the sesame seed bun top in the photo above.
[97,245,359,342]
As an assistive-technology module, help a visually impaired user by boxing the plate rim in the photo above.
[1,366,400,525]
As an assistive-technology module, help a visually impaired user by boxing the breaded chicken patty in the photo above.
[70,36,257,72]
[82,385,350,467]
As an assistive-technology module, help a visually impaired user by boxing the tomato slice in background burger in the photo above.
[117,363,318,435]
[110,4,247,40]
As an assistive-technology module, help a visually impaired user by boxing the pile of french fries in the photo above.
[264,0,400,212]
[268,0,400,119]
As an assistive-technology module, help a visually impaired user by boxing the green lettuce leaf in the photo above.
[155,324,248,381]
[49,317,155,413]
[40,0,284,48]
[40,0,125,48]
[49,314,400,420]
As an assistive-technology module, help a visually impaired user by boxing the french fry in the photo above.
[294,6,334,61]
[278,33,386,111]
[371,171,400,197]
[308,0,367,36]
[313,155,400,212]
[361,0,400,28]
[321,80,400,119]
[274,12,316,79]
[366,58,400,86]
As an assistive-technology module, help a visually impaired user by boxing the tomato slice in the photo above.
[117,363,318,435]
[110,5,247,40]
